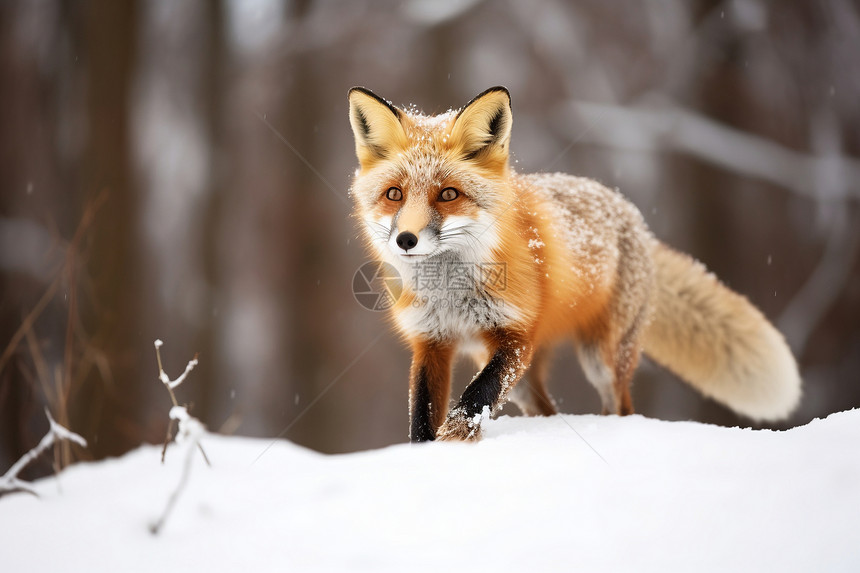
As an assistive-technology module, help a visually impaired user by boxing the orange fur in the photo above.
[348,86,801,441]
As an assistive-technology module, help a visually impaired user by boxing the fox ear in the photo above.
[449,86,512,168]
[348,87,408,169]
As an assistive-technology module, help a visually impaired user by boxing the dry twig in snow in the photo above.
[154,339,209,466]
[149,404,206,535]
[150,339,210,535]
[0,409,87,497]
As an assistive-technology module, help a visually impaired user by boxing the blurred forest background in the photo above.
[2,0,859,476]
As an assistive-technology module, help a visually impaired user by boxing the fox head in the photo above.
[348,86,514,271]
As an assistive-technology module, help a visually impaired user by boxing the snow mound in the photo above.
[2,411,858,572]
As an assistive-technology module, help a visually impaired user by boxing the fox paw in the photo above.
[435,407,488,442]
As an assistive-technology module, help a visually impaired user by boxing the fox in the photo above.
[347,85,802,442]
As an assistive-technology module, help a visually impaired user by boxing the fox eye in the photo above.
[386,187,402,201]
[439,187,459,201]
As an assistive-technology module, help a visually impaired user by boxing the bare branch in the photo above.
[149,339,211,532]
[160,419,176,464]
[154,339,199,406]
[164,357,199,391]
[0,409,87,497]
[150,405,207,535]
[153,340,209,466]
[553,100,860,202]
[777,110,859,354]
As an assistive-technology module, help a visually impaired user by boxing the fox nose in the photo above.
[396,231,418,252]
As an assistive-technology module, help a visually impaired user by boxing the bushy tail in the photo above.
[642,243,801,421]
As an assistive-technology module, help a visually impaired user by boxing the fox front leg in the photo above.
[437,331,533,442]
[408,340,455,442]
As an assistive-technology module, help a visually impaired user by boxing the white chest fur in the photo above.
[395,260,521,340]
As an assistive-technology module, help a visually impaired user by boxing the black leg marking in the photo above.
[410,366,435,443]
[457,335,530,417]
[458,352,506,417]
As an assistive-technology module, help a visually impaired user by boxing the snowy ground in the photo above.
[2,410,858,572]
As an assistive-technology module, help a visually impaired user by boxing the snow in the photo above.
[167,406,205,446]
[2,410,859,572]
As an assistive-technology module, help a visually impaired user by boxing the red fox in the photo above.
[348,86,802,442]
